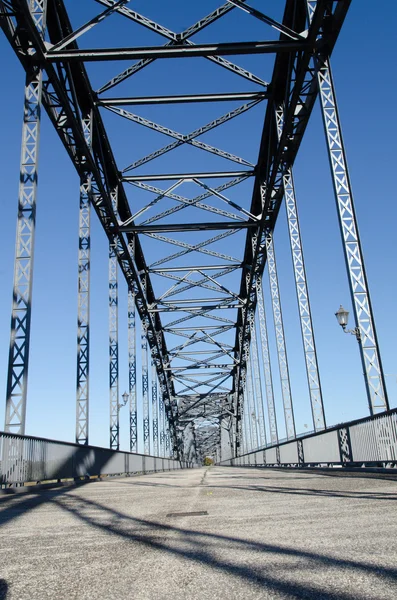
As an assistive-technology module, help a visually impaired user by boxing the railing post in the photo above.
[338,427,352,465]
[297,439,305,467]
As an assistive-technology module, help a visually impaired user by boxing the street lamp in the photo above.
[120,391,129,409]
[335,305,360,341]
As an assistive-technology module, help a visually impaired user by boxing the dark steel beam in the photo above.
[98,92,268,105]
[121,221,256,233]
[149,264,241,273]
[123,171,254,181]
[45,40,311,61]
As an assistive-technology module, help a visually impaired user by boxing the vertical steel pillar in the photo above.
[307,2,388,416]
[242,395,249,454]
[266,233,296,439]
[275,105,326,430]
[246,355,258,450]
[165,425,170,457]
[5,0,47,434]
[250,356,260,448]
[142,331,150,454]
[109,188,119,450]
[159,391,165,457]
[151,360,159,456]
[256,275,278,444]
[317,59,388,415]
[250,319,267,447]
[128,289,137,451]
[76,112,92,445]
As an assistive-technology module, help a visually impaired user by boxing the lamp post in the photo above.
[334,305,361,341]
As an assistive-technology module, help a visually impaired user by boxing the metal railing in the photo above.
[0,432,193,486]
[218,409,397,468]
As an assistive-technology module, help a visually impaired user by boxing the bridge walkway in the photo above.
[1,467,396,599]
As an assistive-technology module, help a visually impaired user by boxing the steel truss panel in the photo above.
[316,57,388,414]
[159,392,165,457]
[5,0,47,435]
[275,106,326,431]
[256,276,278,444]
[76,112,92,445]
[109,192,119,450]
[250,317,267,447]
[151,360,159,456]
[142,331,150,455]
[266,234,296,439]
[128,290,137,452]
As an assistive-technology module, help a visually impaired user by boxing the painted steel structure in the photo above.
[1,0,390,463]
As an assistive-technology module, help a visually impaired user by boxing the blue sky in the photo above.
[0,1,396,452]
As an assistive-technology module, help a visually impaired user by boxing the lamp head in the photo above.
[335,305,349,329]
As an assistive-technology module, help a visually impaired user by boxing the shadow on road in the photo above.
[1,469,396,599]
[48,491,397,600]
[0,579,8,599]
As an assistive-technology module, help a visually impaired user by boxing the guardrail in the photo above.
[0,431,192,486]
[218,409,397,468]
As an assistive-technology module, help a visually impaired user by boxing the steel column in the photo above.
[250,319,267,447]
[275,105,326,430]
[141,331,150,454]
[315,56,388,414]
[165,425,170,457]
[75,112,92,445]
[256,275,278,444]
[242,390,251,454]
[151,360,159,456]
[266,233,296,439]
[109,189,119,450]
[5,0,47,434]
[128,289,137,451]
[159,391,165,457]
[246,355,258,450]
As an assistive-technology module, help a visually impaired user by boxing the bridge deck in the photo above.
[1,467,396,599]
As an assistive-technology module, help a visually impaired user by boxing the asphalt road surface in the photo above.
[1,466,397,599]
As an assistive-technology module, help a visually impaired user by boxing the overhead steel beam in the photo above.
[149,264,241,273]
[123,171,254,181]
[121,221,256,233]
[98,92,268,105]
[45,40,311,61]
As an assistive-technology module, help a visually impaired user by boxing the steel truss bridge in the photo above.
[1,0,396,479]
